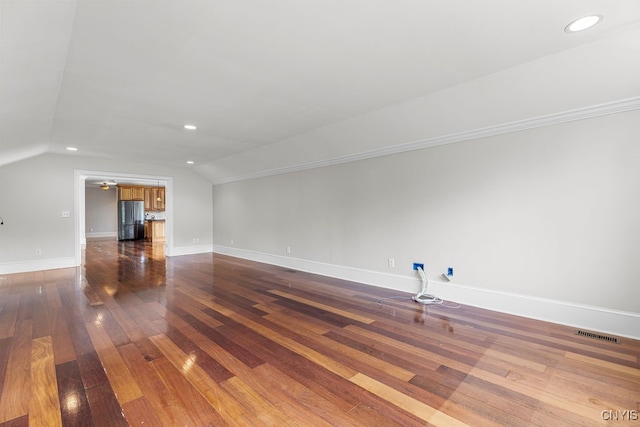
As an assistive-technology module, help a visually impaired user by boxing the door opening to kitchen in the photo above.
[80,173,169,300]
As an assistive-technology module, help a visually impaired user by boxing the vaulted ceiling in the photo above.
[2,1,640,183]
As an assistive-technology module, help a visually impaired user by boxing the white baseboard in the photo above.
[213,245,640,340]
[86,232,118,238]
[426,280,640,341]
[169,244,214,257]
[0,257,78,275]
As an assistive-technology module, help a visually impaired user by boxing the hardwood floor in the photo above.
[0,239,638,426]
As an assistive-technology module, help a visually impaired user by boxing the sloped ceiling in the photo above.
[2,1,640,182]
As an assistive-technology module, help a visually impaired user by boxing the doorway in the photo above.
[74,170,174,268]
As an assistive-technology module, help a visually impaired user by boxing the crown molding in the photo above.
[214,96,640,185]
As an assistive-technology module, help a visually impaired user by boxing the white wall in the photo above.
[206,21,640,338]
[0,153,213,271]
[213,109,640,338]
[0,155,76,265]
[85,186,117,238]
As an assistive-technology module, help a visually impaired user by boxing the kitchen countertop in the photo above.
[145,218,165,221]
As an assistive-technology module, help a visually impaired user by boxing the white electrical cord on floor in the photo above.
[375,266,460,308]
[412,266,443,305]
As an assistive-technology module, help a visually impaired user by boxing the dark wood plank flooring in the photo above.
[0,239,638,426]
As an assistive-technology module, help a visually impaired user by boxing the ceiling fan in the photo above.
[91,180,117,190]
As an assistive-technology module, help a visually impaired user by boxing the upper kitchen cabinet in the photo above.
[119,186,144,201]
[144,188,152,210]
[155,187,165,211]
[145,187,165,211]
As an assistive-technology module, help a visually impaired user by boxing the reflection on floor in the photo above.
[83,238,166,301]
[0,239,637,426]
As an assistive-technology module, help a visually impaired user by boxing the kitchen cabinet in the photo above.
[144,187,166,211]
[119,186,132,200]
[119,186,144,201]
[132,187,145,200]
[154,188,165,211]
[146,220,165,242]
[144,188,152,211]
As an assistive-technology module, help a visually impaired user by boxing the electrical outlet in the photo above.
[413,262,424,270]
[192,238,200,244]
[388,258,395,268]
[286,246,291,254]
[35,249,42,256]
[447,267,454,276]
[61,211,71,218]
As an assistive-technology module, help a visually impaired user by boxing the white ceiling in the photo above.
[2,1,640,182]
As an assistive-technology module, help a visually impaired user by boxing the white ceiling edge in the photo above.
[210,96,640,185]
[0,144,49,168]
[201,24,640,185]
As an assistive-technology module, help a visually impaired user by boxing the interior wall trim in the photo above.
[0,244,210,274]
[214,96,640,185]
[85,232,118,239]
[169,244,214,257]
[213,245,640,340]
[0,257,77,275]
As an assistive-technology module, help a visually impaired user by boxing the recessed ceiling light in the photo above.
[66,147,78,151]
[184,124,197,130]
[186,160,195,164]
[565,15,602,33]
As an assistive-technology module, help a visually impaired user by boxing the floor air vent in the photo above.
[574,329,621,344]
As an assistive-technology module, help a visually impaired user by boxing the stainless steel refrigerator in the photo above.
[118,200,145,240]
